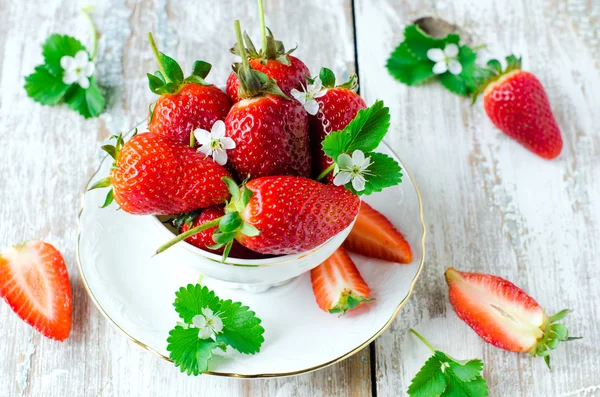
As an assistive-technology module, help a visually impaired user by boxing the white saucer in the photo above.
[77,128,426,378]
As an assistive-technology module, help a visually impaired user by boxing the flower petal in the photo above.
[290,89,305,103]
[221,137,236,150]
[198,144,213,156]
[201,307,214,318]
[192,314,207,328]
[198,326,213,339]
[360,156,371,171]
[337,153,353,170]
[444,43,459,58]
[62,71,78,85]
[212,149,228,165]
[313,88,328,98]
[60,56,74,71]
[303,99,320,116]
[84,62,95,77]
[432,61,448,75]
[352,174,366,191]
[74,50,89,67]
[426,48,445,62]
[194,129,212,145]
[211,316,224,333]
[351,149,365,165]
[77,75,90,89]
[333,171,352,186]
[448,59,463,75]
[310,77,323,93]
[211,120,226,138]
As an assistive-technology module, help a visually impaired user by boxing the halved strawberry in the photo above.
[0,240,72,341]
[343,202,412,264]
[445,268,579,368]
[311,247,372,315]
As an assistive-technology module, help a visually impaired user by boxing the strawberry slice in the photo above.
[445,268,579,368]
[310,247,372,315]
[343,201,412,264]
[0,240,72,341]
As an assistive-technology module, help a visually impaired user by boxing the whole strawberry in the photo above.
[157,176,361,257]
[226,0,309,102]
[146,33,231,145]
[225,21,311,180]
[90,132,231,215]
[474,55,563,159]
[292,68,366,182]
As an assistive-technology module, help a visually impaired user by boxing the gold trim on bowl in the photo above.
[76,134,426,378]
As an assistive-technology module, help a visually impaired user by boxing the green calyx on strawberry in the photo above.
[309,67,358,92]
[529,309,582,368]
[470,54,521,103]
[146,32,212,96]
[231,20,288,100]
[88,132,131,208]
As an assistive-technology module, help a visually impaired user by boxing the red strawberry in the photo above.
[90,132,232,215]
[157,176,360,257]
[311,247,372,315]
[224,21,311,180]
[475,55,562,159]
[178,207,266,259]
[146,33,231,145]
[0,240,72,341]
[445,268,579,368]
[303,69,366,182]
[343,201,412,264]
[225,1,309,102]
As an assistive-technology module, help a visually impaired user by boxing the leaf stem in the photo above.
[80,6,98,59]
[189,130,195,148]
[234,20,249,70]
[155,217,223,255]
[316,164,335,181]
[257,0,267,54]
[147,32,169,83]
[409,328,436,353]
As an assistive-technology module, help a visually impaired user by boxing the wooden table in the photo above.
[1,0,599,396]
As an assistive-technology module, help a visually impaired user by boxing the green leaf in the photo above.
[212,231,237,245]
[160,52,184,84]
[407,354,447,397]
[89,177,111,190]
[191,60,211,79]
[41,34,86,76]
[486,59,502,73]
[147,73,164,94]
[167,326,224,375]
[24,65,70,105]
[173,284,221,324]
[216,299,265,354]
[322,100,390,161]
[100,189,114,208]
[438,45,478,96]
[444,354,484,382]
[240,222,260,237]
[319,67,336,88]
[219,212,242,233]
[343,152,402,196]
[64,78,105,118]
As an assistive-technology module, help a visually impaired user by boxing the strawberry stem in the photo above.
[234,20,249,71]
[147,32,169,83]
[80,6,98,59]
[155,217,223,255]
[409,328,436,353]
[257,0,267,55]
[189,130,195,148]
[316,164,335,181]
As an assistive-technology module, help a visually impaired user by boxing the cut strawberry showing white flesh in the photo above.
[445,268,580,368]
[0,240,72,341]
[311,247,372,315]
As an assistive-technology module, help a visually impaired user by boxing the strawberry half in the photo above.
[0,240,72,341]
[343,201,412,264]
[445,268,580,368]
[311,247,372,315]
[473,55,563,159]
[146,33,232,145]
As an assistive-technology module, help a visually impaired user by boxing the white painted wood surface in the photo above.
[0,0,598,396]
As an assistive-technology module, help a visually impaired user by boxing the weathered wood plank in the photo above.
[0,0,371,396]
[354,0,600,396]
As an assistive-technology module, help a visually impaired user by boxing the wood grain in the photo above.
[354,0,600,396]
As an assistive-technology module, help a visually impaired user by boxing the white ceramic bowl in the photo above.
[150,214,357,292]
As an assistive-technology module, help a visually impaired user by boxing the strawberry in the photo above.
[225,0,309,102]
[445,268,580,368]
[176,207,266,260]
[0,240,72,341]
[90,132,232,215]
[157,176,361,257]
[311,247,372,315]
[343,201,412,264]
[146,33,231,145]
[474,55,563,159]
[299,68,366,182]
[224,21,311,180]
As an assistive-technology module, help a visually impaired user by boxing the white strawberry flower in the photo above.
[427,44,462,75]
[60,50,95,89]
[290,76,328,116]
[191,307,224,340]
[333,149,372,192]
[194,120,236,166]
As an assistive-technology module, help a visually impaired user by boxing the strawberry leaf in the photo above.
[63,78,105,119]
[42,34,86,76]
[216,299,265,354]
[160,52,184,84]
[24,65,70,105]
[167,326,225,375]
[173,284,221,323]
